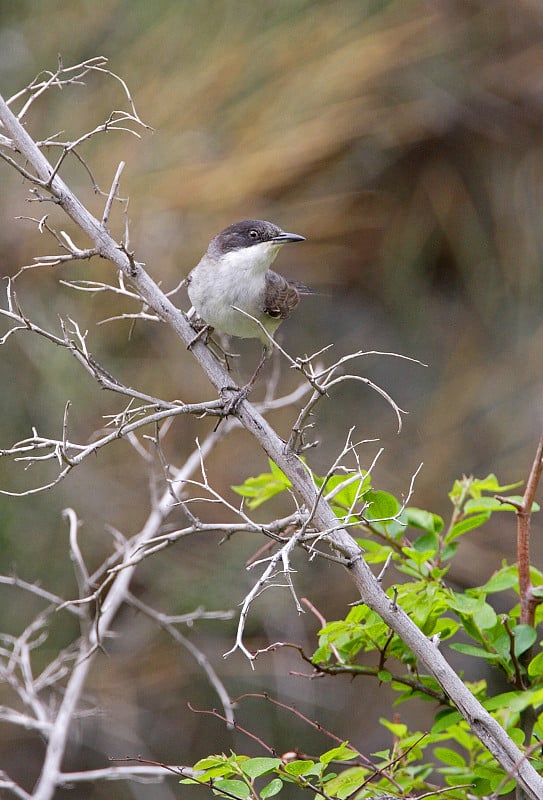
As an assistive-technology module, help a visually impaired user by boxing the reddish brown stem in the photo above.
[187,702,276,755]
[496,434,543,626]
[518,434,543,626]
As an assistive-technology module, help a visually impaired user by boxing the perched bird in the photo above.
[187,219,308,391]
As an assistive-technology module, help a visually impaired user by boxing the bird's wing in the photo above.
[264,271,301,320]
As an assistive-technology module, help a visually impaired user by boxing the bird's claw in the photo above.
[187,322,213,350]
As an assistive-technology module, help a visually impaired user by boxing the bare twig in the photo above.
[126,593,235,725]
[224,526,311,665]
[102,161,126,226]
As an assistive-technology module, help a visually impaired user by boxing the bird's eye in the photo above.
[248,229,259,239]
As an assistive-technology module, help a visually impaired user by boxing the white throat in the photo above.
[218,240,281,275]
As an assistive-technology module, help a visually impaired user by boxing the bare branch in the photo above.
[0,772,33,800]
[55,765,177,785]
[8,57,108,118]
[224,525,307,665]
[101,161,125,227]
[64,509,91,606]
[0,575,83,616]
[25,428,231,800]
[126,593,235,725]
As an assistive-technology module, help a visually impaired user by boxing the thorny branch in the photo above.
[1,58,543,800]
[0,271,415,495]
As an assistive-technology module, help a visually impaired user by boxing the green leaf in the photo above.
[319,743,357,765]
[447,512,491,541]
[431,708,462,732]
[464,497,505,514]
[470,475,522,496]
[269,459,289,480]
[380,717,408,738]
[484,690,542,713]
[404,507,444,533]
[212,779,250,799]
[193,756,230,771]
[191,756,235,779]
[449,643,501,660]
[283,760,317,777]
[477,567,518,593]
[524,687,543,707]
[447,591,494,623]
[438,542,458,563]
[364,490,400,521]
[487,629,513,664]
[528,650,543,678]
[463,495,539,515]
[354,538,394,564]
[318,767,368,799]
[472,602,498,630]
[449,593,478,614]
[412,531,439,553]
[449,475,523,508]
[345,605,366,624]
[323,472,371,509]
[512,624,537,657]
[240,758,282,779]
[434,747,467,767]
[501,495,539,513]
[401,546,434,566]
[449,478,468,503]
[231,460,291,509]
[260,778,283,798]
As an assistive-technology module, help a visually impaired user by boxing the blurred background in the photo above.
[1,1,543,797]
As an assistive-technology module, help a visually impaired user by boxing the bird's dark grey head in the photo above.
[208,219,305,257]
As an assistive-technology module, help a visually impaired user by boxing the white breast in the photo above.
[188,244,281,342]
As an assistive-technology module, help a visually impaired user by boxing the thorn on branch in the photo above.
[101,160,125,228]
[28,186,61,204]
[118,242,139,277]
[495,494,523,513]
[376,552,393,582]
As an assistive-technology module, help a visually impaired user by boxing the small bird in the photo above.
[187,219,308,392]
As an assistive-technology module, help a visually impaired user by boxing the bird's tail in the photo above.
[287,280,318,295]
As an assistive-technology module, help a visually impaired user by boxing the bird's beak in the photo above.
[272,231,305,244]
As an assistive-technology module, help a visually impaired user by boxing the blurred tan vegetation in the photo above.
[1,1,543,796]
